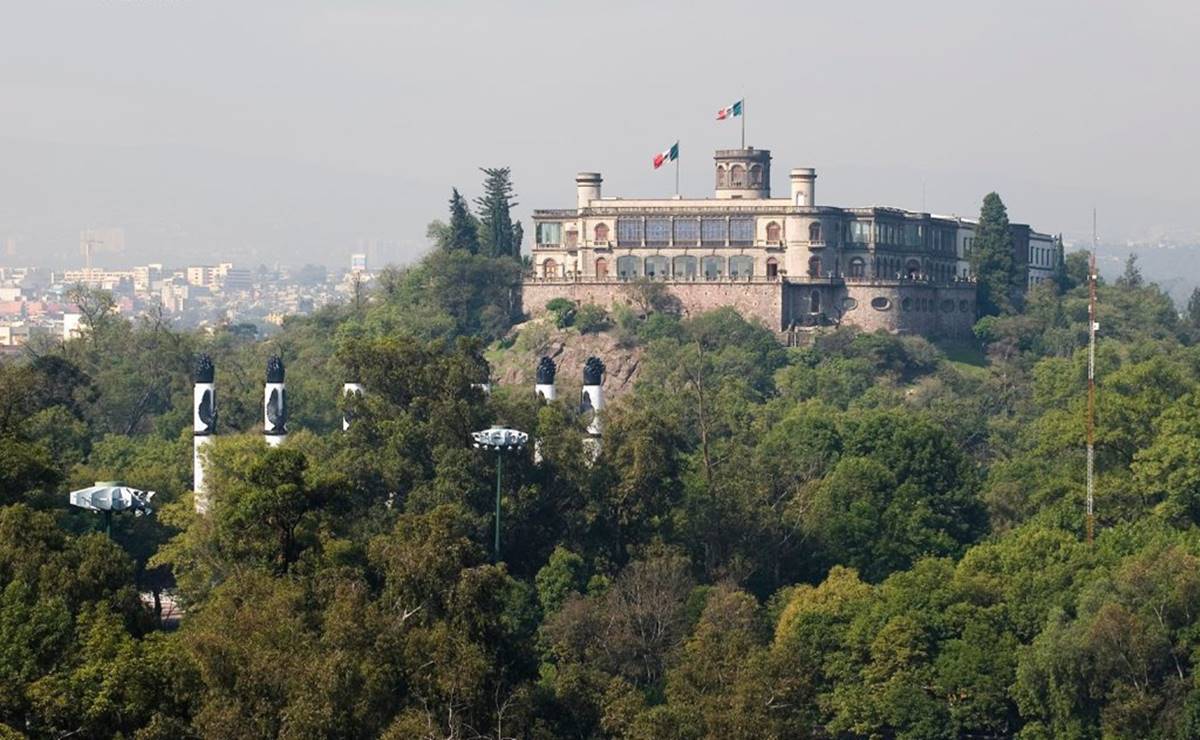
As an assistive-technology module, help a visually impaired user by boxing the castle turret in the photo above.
[714,148,771,199]
[576,172,602,210]
[790,167,817,207]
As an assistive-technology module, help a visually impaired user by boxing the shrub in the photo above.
[574,304,609,334]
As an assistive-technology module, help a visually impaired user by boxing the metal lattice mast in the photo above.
[1086,210,1098,544]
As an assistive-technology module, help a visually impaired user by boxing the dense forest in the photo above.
[5,186,1200,739]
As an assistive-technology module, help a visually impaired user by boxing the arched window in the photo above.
[595,257,608,278]
[616,255,641,279]
[808,256,822,277]
[810,290,821,314]
[766,257,779,279]
[702,255,724,280]
[729,255,754,278]
[766,221,781,243]
[716,165,728,188]
[905,259,921,279]
[748,164,763,187]
[644,255,669,279]
[673,255,697,279]
[809,222,822,243]
[543,259,558,278]
[848,256,866,278]
[594,223,609,244]
[730,164,746,188]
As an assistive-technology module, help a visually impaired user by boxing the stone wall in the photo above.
[523,280,785,330]
[522,278,975,339]
[835,282,975,338]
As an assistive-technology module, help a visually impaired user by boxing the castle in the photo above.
[523,147,1058,339]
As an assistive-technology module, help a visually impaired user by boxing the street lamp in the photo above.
[471,426,528,561]
[68,481,155,536]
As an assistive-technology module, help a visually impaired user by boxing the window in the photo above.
[616,218,642,247]
[702,256,724,280]
[616,255,641,279]
[766,221,781,242]
[808,256,822,277]
[564,229,578,249]
[594,223,609,243]
[905,260,921,279]
[809,222,822,242]
[673,255,697,279]
[644,255,669,279]
[595,257,608,278]
[901,297,912,311]
[646,217,671,246]
[716,165,727,188]
[729,218,753,246]
[848,257,866,278]
[729,255,754,278]
[904,224,921,247]
[701,218,726,246]
[871,296,891,311]
[766,257,779,279]
[537,222,562,245]
[674,218,700,245]
[730,164,746,188]
[749,164,763,187]
[542,259,558,278]
[843,297,858,311]
[850,221,871,243]
[810,290,821,314]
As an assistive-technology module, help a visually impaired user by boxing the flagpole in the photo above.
[675,144,680,197]
[741,98,746,149]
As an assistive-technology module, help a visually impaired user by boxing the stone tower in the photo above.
[714,148,771,199]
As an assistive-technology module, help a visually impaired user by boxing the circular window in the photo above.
[871,296,891,311]
[843,297,859,311]
[941,299,955,312]
[959,300,969,312]
[901,298,913,312]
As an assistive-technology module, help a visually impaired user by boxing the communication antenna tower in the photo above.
[1086,210,1098,544]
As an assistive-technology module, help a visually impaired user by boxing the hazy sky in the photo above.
[1,0,1198,268]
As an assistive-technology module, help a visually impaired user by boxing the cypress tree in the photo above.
[1187,288,1200,329]
[970,192,1018,316]
[446,188,480,254]
[476,167,519,259]
[1116,254,1143,289]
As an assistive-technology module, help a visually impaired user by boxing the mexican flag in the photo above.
[653,141,679,169]
[716,100,743,120]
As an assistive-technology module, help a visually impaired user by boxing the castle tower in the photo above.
[790,168,817,207]
[535,356,557,401]
[714,148,771,199]
[193,354,215,513]
[264,356,287,447]
[576,172,601,210]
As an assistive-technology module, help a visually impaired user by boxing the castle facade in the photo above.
[524,147,1057,339]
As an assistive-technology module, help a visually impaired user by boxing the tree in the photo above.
[445,187,480,254]
[970,192,1019,317]
[1188,287,1200,330]
[1116,253,1144,289]
[476,167,520,259]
